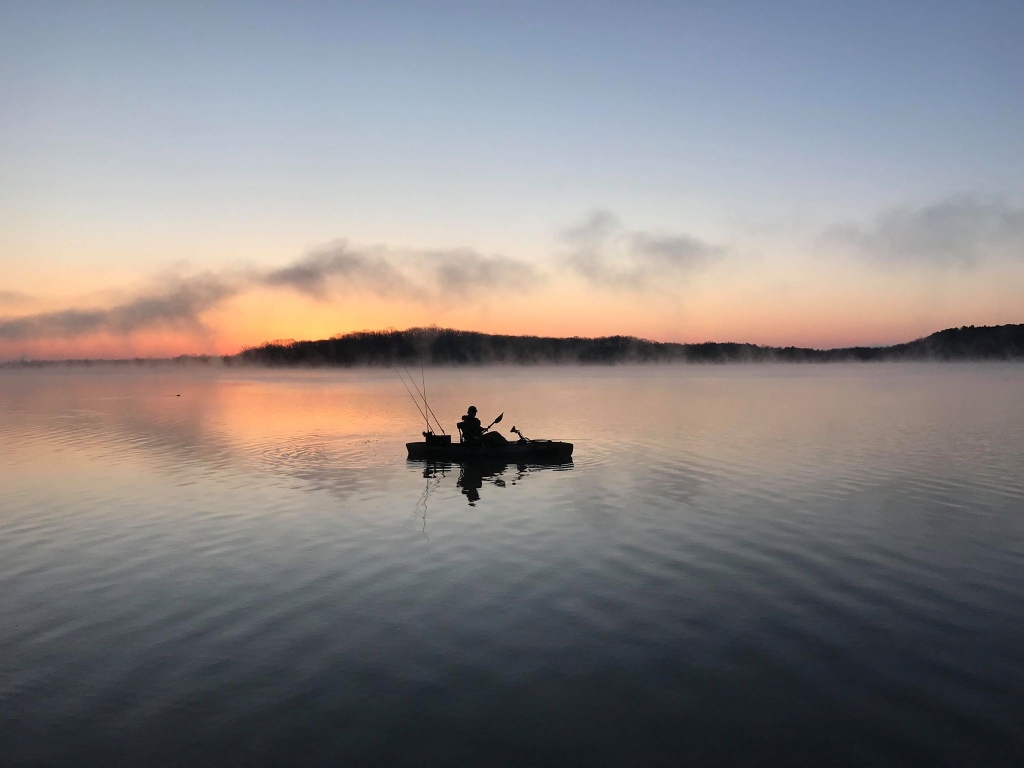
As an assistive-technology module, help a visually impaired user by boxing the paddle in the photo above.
[484,412,503,432]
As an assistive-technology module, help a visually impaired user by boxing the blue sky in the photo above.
[1,1,1023,356]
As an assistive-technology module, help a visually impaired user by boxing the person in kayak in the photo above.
[459,406,510,447]
[459,406,484,444]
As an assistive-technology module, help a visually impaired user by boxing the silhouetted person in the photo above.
[459,405,484,444]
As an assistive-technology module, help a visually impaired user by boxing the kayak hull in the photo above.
[406,439,573,462]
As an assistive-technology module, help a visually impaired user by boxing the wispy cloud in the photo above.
[262,240,411,299]
[560,209,724,290]
[426,248,539,292]
[0,210,721,346]
[825,196,1024,267]
[0,274,239,341]
[0,290,34,307]
[0,240,540,342]
[261,241,540,299]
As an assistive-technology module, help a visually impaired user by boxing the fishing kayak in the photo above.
[406,436,573,462]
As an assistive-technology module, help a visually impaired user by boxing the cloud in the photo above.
[0,240,541,343]
[0,273,239,341]
[262,240,411,298]
[825,196,1024,267]
[426,248,540,292]
[261,241,540,299]
[629,232,724,271]
[8,209,719,347]
[560,209,723,290]
[0,290,34,307]
[562,209,622,248]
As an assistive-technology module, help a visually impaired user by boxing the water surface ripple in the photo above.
[2,365,1023,766]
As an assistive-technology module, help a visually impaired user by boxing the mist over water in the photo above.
[2,365,1023,765]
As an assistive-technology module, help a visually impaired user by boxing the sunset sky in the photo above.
[2,1,1023,359]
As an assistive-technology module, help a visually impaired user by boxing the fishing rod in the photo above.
[404,366,446,435]
[421,364,447,436]
[394,366,431,431]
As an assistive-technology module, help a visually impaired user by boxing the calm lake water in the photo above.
[2,364,1023,766]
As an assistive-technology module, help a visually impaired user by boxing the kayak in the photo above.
[406,436,573,462]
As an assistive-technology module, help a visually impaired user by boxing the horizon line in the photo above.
[2,323,1021,366]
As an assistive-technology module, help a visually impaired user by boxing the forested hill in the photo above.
[232,324,1024,366]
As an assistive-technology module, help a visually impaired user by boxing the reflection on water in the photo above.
[2,364,1024,766]
[415,460,574,505]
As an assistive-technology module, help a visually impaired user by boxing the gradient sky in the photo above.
[2,1,1023,358]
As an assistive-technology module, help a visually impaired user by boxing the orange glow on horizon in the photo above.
[3,258,1023,360]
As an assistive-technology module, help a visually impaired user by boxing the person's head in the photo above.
[467,405,477,416]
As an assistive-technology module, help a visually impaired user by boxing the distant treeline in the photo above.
[231,324,1024,367]
[3,324,1022,368]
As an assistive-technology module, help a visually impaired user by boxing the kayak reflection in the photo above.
[413,459,573,506]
